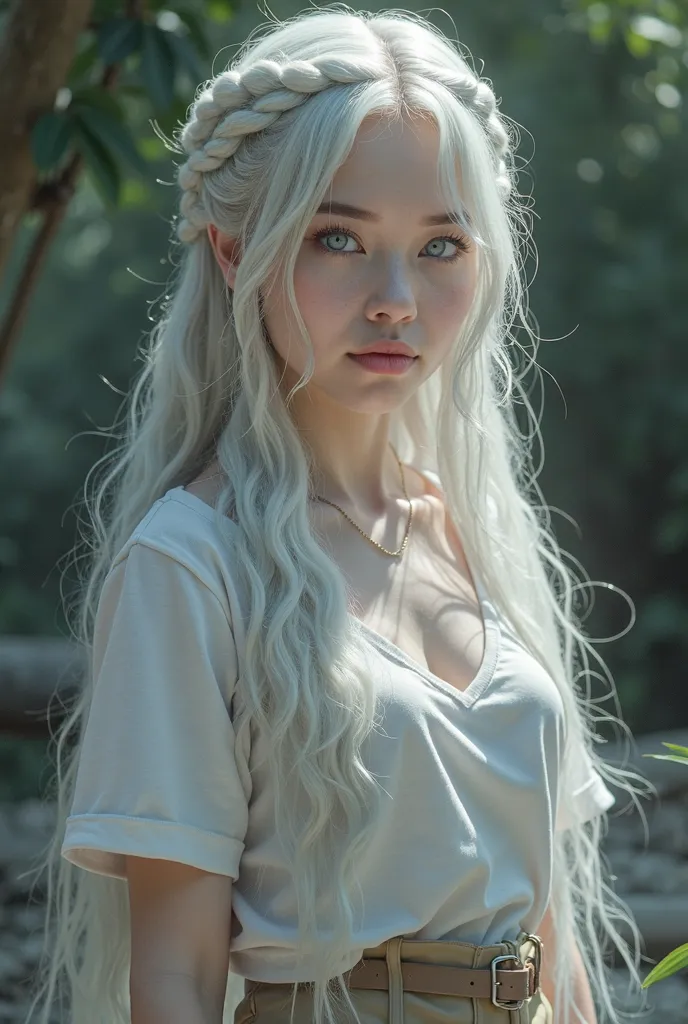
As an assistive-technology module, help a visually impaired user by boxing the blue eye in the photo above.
[313,226,359,254]
[424,235,472,259]
[310,223,471,262]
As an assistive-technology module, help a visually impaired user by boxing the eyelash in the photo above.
[310,223,472,263]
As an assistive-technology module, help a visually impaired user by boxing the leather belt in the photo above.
[345,953,538,1007]
[256,932,543,1012]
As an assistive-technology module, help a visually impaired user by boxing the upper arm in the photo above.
[61,542,249,883]
[127,855,232,1015]
[536,902,596,1021]
[535,902,555,1011]
[537,901,556,951]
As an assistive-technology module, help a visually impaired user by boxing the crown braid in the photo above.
[176,57,381,243]
[175,56,512,244]
[425,71,512,197]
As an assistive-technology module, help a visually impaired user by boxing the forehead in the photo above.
[326,112,462,217]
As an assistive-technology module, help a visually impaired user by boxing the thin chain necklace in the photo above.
[310,444,413,559]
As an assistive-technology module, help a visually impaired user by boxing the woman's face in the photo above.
[213,112,479,415]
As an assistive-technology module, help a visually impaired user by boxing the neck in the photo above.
[283,382,403,516]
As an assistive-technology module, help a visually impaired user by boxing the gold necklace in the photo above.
[311,444,413,559]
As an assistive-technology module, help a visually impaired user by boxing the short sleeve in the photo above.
[555,741,615,832]
[61,541,249,880]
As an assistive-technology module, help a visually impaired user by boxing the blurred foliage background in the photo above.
[0,0,686,799]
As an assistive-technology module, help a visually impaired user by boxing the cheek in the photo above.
[293,255,354,330]
[430,271,477,330]
[261,256,351,367]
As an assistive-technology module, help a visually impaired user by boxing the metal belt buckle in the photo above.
[523,932,543,996]
[490,954,525,1010]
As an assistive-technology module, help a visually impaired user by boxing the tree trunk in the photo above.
[0,0,93,285]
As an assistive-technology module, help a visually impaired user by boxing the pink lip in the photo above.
[353,340,417,358]
[348,352,417,375]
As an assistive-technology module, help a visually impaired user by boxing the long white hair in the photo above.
[24,6,653,1024]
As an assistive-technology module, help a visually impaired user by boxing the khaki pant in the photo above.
[234,930,553,1024]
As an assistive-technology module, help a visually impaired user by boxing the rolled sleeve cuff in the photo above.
[61,813,245,881]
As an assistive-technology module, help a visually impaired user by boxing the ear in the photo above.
[207,224,241,289]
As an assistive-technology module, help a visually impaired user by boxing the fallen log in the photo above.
[0,637,83,737]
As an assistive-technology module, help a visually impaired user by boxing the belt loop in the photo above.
[506,937,527,1024]
[385,935,404,1024]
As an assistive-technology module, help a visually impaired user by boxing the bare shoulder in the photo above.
[403,463,449,525]
[404,463,438,501]
[404,464,475,577]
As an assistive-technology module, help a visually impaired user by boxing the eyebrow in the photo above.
[315,201,472,228]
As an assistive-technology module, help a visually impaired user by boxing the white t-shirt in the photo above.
[61,480,615,983]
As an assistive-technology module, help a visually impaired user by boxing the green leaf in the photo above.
[120,178,151,208]
[140,24,177,111]
[92,0,123,18]
[168,31,206,83]
[589,19,612,45]
[138,135,168,160]
[174,9,211,60]
[72,116,122,205]
[97,17,143,65]
[641,943,688,987]
[115,84,148,100]
[206,0,235,23]
[642,754,688,765]
[71,86,125,123]
[642,738,688,765]
[625,27,653,59]
[68,39,99,86]
[71,103,149,177]
[31,112,74,172]
[658,742,688,756]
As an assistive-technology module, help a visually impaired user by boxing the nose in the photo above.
[364,254,417,325]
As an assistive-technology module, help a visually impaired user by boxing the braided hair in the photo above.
[175,54,514,244]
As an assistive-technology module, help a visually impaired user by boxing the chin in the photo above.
[332,390,415,415]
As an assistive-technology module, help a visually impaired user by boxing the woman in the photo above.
[27,7,650,1024]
